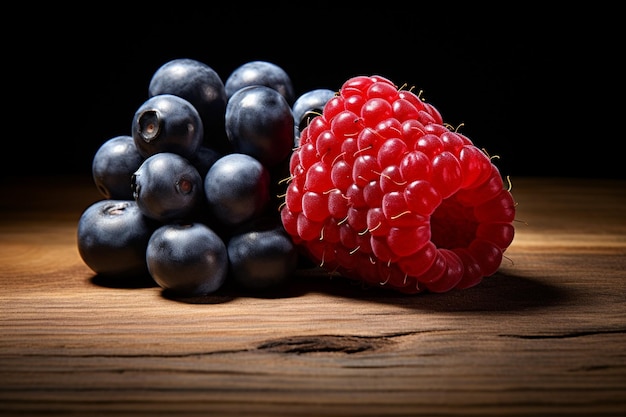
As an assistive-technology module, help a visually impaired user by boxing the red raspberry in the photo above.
[281,75,516,294]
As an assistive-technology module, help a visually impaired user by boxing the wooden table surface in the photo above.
[1,175,625,416]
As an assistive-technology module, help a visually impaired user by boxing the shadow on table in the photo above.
[154,269,570,313]
[287,270,572,313]
[87,266,570,312]
[90,273,158,289]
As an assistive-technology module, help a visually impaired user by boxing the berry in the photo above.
[281,75,516,294]
[224,60,295,105]
[77,199,157,279]
[146,222,228,296]
[225,85,294,169]
[131,152,204,223]
[132,94,204,159]
[227,216,298,292]
[203,153,271,227]
[92,135,144,200]
[148,58,230,154]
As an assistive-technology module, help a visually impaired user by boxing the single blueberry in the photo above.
[225,85,294,169]
[147,222,228,296]
[132,94,204,159]
[203,153,270,227]
[224,60,295,105]
[227,217,298,292]
[131,152,204,223]
[77,199,157,279]
[92,135,145,200]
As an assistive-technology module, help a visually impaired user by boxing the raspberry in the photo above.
[280,75,516,294]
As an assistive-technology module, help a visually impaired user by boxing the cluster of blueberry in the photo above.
[77,59,335,296]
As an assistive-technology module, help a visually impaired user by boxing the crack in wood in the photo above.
[256,331,420,354]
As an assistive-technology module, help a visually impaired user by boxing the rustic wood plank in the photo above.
[0,176,625,416]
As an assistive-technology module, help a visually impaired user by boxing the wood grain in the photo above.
[1,175,625,416]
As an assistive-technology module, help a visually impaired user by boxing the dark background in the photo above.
[3,4,622,181]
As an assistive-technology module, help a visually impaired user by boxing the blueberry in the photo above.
[131,152,204,223]
[224,60,295,105]
[224,61,295,106]
[203,153,270,227]
[227,217,298,292]
[146,222,228,296]
[132,94,204,159]
[77,199,157,278]
[148,58,230,154]
[225,85,294,168]
[292,88,336,146]
[92,135,145,200]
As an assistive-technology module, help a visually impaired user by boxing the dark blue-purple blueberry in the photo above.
[224,60,295,105]
[146,222,228,296]
[203,153,270,227]
[92,135,145,200]
[227,217,297,292]
[292,88,336,146]
[148,58,230,154]
[77,199,157,278]
[225,85,294,168]
[131,152,203,223]
[132,94,204,159]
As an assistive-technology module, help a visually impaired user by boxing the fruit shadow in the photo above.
[88,268,571,313]
[90,273,158,289]
[88,273,240,304]
[88,270,304,304]
[158,268,570,312]
[285,269,572,313]
[159,279,301,304]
